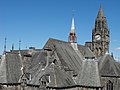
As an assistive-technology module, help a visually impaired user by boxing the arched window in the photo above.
[98,21,101,29]
[97,48,101,56]
[95,48,99,56]
[106,80,113,90]
[102,21,105,28]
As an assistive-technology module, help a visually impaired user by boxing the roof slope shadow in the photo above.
[77,44,95,58]
[27,51,48,82]
[29,51,47,69]
[98,54,120,76]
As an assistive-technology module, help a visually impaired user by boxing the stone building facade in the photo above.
[0,5,120,90]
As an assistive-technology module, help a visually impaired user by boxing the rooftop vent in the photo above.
[29,47,35,50]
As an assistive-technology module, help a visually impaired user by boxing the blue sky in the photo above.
[0,0,120,59]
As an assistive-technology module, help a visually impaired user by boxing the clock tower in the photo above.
[92,5,110,57]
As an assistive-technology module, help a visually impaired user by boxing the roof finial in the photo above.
[12,43,14,50]
[111,52,114,58]
[19,40,21,50]
[4,37,7,52]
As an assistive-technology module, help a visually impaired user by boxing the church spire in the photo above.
[68,16,77,43]
[97,5,104,18]
[70,17,75,33]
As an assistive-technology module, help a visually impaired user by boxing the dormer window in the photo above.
[41,81,46,86]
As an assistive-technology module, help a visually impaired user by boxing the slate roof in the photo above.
[0,52,22,83]
[29,64,43,85]
[77,44,95,58]
[0,54,7,83]
[98,54,120,76]
[27,38,98,87]
[44,38,94,74]
[0,38,119,89]
[47,63,75,87]
[77,59,101,87]
[30,63,75,87]
[29,51,47,69]
[11,48,41,57]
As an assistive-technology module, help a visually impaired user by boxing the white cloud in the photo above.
[111,40,120,43]
[113,40,118,42]
[114,47,120,51]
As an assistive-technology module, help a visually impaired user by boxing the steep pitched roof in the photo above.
[98,54,120,76]
[29,51,47,69]
[77,59,101,87]
[44,38,83,73]
[77,44,95,58]
[47,63,75,87]
[44,38,95,73]
[0,53,22,83]
[0,55,7,83]
[29,63,75,87]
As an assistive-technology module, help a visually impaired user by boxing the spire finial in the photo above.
[12,43,14,50]
[70,16,75,33]
[19,40,21,50]
[100,3,102,8]
[70,10,76,33]
[4,37,7,52]
[97,4,104,18]
[68,16,77,43]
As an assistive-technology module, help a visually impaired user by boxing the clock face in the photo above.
[95,35,101,41]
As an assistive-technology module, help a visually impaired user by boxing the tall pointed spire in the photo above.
[97,5,104,18]
[68,16,77,43]
[95,4,108,30]
[70,17,75,33]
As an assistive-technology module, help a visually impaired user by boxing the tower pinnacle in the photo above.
[12,43,14,50]
[97,5,104,18]
[68,17,77,43]
[92,5,110,57]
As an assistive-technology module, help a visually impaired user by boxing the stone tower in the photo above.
[92,5,110,57]
[68,17,77,43]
